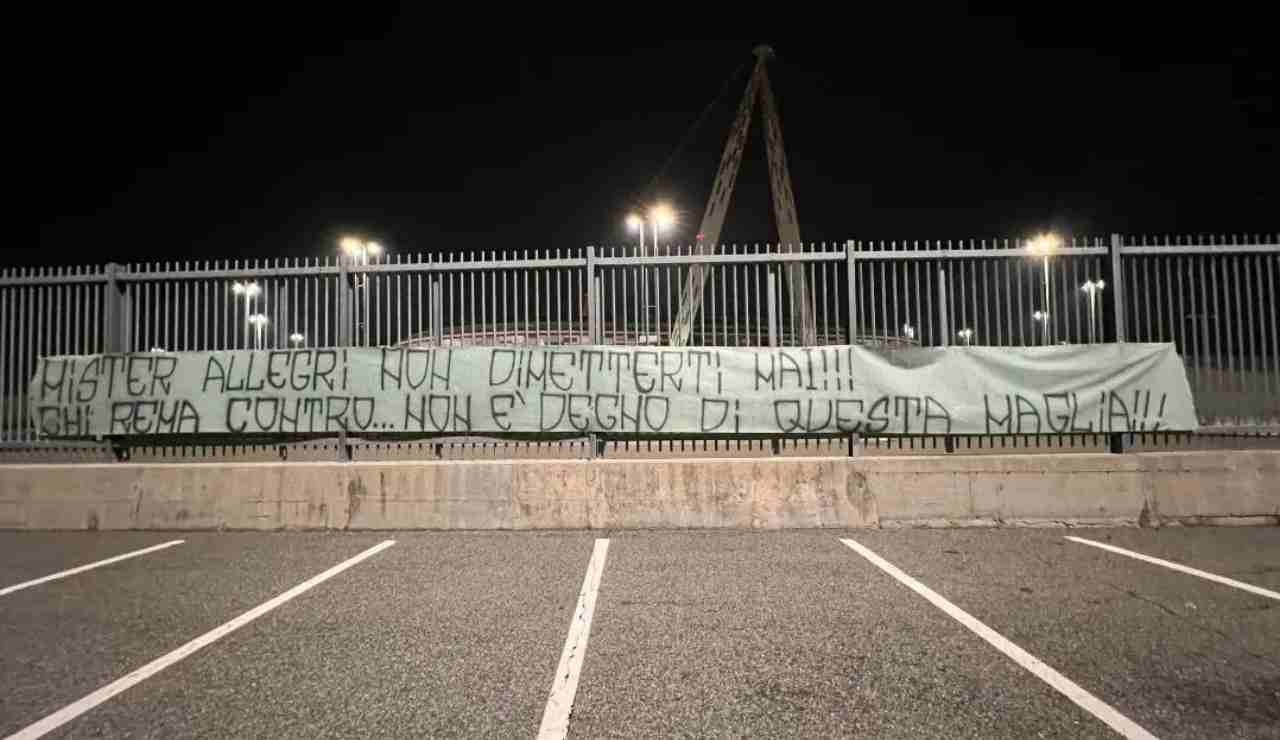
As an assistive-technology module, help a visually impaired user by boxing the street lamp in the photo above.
[340,236,385,344]
[289,332,305,348]
[625,213,645,252]
[1026,233,1061,343]
[957,328,973,346]
[1081,279,1106,344]
[626,204,677,339]
[1033,310,1051,346]
[232,281,261,348]
[248,313,269,350]
[649,203,676,248]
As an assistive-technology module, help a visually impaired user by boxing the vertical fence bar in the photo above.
[586,246,598,343]
[19,270,28,439]
[1108,234,1126,342]
[937,268,949,347]
[337,255,351,347]
[1209,249,1222,384]
[431,274,443,345]
[767,268,778,348]
[981,258,991,345]
[1267,251,1278,398]
[1,271,9,440]
[1231,251,1243,379]
[845,241,856,345]
[890,250,900,347]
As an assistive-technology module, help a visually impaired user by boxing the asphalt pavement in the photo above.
[1,528,1276,739]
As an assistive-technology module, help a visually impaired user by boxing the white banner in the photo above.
[29,344,1197,438]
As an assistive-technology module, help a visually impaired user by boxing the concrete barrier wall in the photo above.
[0,451,1276,531]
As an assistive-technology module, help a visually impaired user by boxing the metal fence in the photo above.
[2,233,1277,452]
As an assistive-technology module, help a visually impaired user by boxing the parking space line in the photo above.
[0,540,185,597]
[538,538,610,740]
[840,537,1158,740]
[1065,536,1280,601]
[4,539,396,740]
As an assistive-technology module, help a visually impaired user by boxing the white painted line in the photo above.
[5,539,396,740]
[0,540,185,597]
[840,537,1158,740]
[1065,536,1280,602]
[538,538,610,740]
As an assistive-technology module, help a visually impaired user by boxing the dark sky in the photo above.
[26,9,1277,268]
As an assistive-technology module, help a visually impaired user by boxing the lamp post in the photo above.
[248,313,269,350]
[648,204,675,339]
[340,237,384,345]
[625,204,676,340]
[1081,279,1106,344]
[1033,310,1051,346]
[232,281,261,348]
[1027,233,1061,344]
[957,328,973,346]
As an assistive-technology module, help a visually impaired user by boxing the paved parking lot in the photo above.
[1,528,1277,739]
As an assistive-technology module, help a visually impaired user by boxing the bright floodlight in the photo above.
[958,328,973,339]
[1034,310,1050,320]
[626,214,643,232]
[289,332,304,342]
[649,203,676,228]
[366,242,383,256]
[245,283,260,297]
[232,281,245,294]
[340,236,363,255]
[248,313,269,326]
[1026,232,1063,256]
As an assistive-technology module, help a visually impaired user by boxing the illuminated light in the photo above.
[1026,232,1063,256]
[366,242,383,256]
[626,214,643,232]
[649,203,676,229]
[340,236,363,255]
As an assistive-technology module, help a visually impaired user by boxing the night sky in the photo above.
[26,10,1277,268]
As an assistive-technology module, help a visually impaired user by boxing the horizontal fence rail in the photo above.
[2,234,1277,457]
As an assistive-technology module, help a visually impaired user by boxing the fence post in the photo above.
[1107,234,1126,343]
[767,269,779,348]
[430,277,443,345]
[334,255,352,460]
[586,246,599,343]
[103,263,130,354]
[937,268,949,347]
[337,255,351,347]
[768,268,781,455]
[845,240,857,344]
[1107,234,1126,454]
[102,263,131,459]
